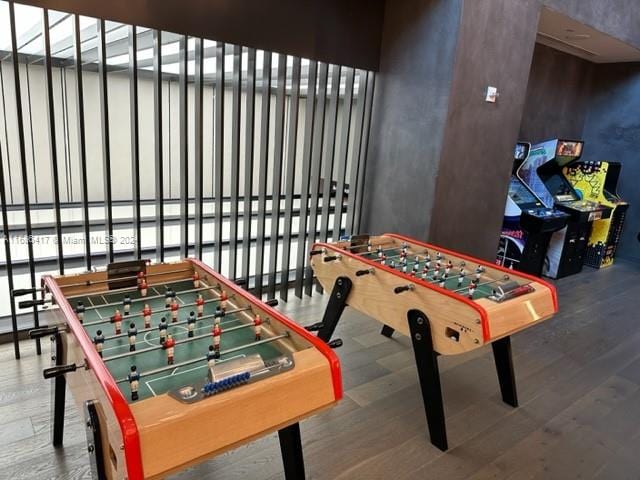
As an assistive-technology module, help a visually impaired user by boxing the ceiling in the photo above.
[537,7,640,63]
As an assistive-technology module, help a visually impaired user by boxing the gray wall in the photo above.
[581,63,640,263]
[361,0,462,239]
[18,0,385,71]
[519,43,594,143]
[428,0,541,260]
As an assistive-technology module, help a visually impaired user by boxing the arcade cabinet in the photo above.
[563,161,629,268]
[517,139,612,279]
[497,142,570,276]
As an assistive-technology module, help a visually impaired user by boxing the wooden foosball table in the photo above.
[22,258,341,479]
[310,233,557,451]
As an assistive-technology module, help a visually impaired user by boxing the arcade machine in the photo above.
[497,142,570,276]
[517,139,612,279]
[563,161,629,268]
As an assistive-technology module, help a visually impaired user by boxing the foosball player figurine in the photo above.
[254,314,263,341]
[142,304,152,329]
[76,301,85,323]
[158,317,168,345]
[220,290,229,311]
[165,287,173,308]
[439,274,448,289]
[377,245,384,258]
[212,324,221,354]
[458,268,466,287]
[128,322,138,352]
[207,345,218,367]
[93,329,105,358]
[436,251,443,261]
[128,365,140,401]
[123,294,132,315]
[137,271,145,286]
[111,309,123,335]
[412,262,420,274]
[367,240,372,252]
[170,299,179,323]
[163,334,176,365]
[214,305,224,326]
[196,294,205,317]
[445,260,453,275]
[475,265,484,280]
[187,311,197,337]
[468,281,476,299]
[139,279,148,297]
[381,253,387,265]
[193,271,200,288]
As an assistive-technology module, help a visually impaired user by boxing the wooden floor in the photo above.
[2,261,640,479]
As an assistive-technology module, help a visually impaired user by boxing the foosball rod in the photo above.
[114,333,290,384]
[79,285,218,312]
[104,307,253,362]
[451,276,509,293]
[341,240,395,251]
[59,267,193,290]
[81,293,230,327]
[103,306,259,341]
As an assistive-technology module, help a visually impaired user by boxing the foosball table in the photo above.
[310,233,557,450]
[21,258,341,479]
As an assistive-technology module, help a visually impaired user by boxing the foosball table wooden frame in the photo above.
[310,233,558,451]
[23,258,342,480]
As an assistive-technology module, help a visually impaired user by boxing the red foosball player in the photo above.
[254,314,263,341]
[170,300,179,323]
[468,282,476,299]
[212,324,221,354]
[93,330,105,358]
[76,301,85,323]
[123,294,132,316]
[196,294,205,317]
[128,322,138,352]
[111,309,123,335]
[192,271,200,288]
[445,261,453,275]
[128,365,140,401]
[158,317,168,345]
[139,279,148,297]
[163,334,176,365]
[220,290,228,311]
[137,271,146,286]
[142,304,152,329]
[380,253,387,265]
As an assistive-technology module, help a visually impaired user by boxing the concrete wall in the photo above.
[581,63,640,263]
[428,0,541,260]
[361,0,462,239]
[519,43,595,143]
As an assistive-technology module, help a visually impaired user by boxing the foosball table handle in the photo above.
[309,249,324,256]
[234,278,248,286]
[327,339,343,349]
[265,299,279,307]
[29,326,59,339]
[323,255,340,263]
[12,287,42,297]
[19,299,46,309]
[355,268,374,277]
[43,364,78,379]
[394,284,415,294]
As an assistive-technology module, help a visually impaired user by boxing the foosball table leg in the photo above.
[407,309,448,451]
[51,331,66,447]
[84,400,107,480]
[278,422,306,480]
[491,336,519,408]
[380,324,395,338]
[316,276,352,343]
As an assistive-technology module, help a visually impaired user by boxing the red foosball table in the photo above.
[310,233,557,451]
[21,258,341,479]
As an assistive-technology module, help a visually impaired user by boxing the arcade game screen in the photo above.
[508,177,541,206]
[555,141,583,166]
[541,172,579,203]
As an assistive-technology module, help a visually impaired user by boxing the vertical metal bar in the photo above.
[0,139,20,358]
[153,30,164,262]
[74,14,90,269]
[266,55,286,299]
[24,61,37,203]
[279,57,301,301]
[228,45,242,279]
[129,26,141,259]
[303,62,329,296]
[331,67,355,241]
[178,35,188,258]
[8,1,40,353]
[193,38,204,259]
[97,19,114,263]
[318,65,341,246]
[345,70,368,236]
[254,52,272,298]
[353,73,375,234]
[293,61,317,299]
[0,62,14,204]
[60,68,71,202]
[241,48,256,284]
[43,9,64,274]
[213,42,225,271]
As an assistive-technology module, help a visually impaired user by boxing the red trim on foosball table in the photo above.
[43,276,145,480]
[188,258,343,401]
[385,233,559,313]
[314,242,492,343]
